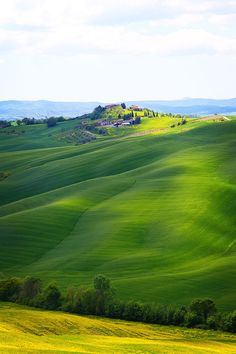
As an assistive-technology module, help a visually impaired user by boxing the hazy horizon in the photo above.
[1,97,236,103]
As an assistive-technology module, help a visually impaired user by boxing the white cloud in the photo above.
[0,0,235,56]
[208,13,236,26]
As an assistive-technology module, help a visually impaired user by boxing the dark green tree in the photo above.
[134,116,141,124]
[206,315,218,330]
[105,300,125,319]
[123,301,143,321]
[94,275,113,315]
[41,283,61,310]
[94,275,110,291]
[91,105,105,120]
[62,287,78,312]
[0,120,11,128]
[184,312,202,328]
[142,304,156,323]
[19,276,42,304]
[190,299,217,322]
[79,287,96,315]
[0,277,22,301]
[47,117,57,128]
[221,311,236,333]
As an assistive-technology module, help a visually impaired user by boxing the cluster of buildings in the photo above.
[98,104,143,128]
[129,105,142,111]
[99,119,136,128]
[113,120,135,127]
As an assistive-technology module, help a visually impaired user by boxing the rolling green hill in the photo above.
[0,116,235,310]
[0,302,235,353]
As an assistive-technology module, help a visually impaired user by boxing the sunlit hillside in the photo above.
[0,303,235,353]
[0,116,235,310]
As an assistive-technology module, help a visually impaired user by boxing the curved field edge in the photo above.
[0,303,235,354]
[0,119,235,310]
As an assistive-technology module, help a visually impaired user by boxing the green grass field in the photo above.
[106,116,185,137]
[0,302,235,353]
[0,117,235,310]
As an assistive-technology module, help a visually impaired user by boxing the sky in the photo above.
[0,0,236,102]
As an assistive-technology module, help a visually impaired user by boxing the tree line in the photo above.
[17,116,68,127]
[0,117,69,128]
[0,120,11,128]
[0,275,235,333]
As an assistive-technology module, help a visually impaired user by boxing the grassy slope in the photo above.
[0,303,235,354]
[106,116,184,137]
[0,118,235,310]
[0,119,98,151]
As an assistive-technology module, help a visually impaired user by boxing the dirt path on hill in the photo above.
[196,115,230,122]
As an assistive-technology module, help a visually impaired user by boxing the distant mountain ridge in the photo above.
[0,98,236,119]
[0,100,102,120]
